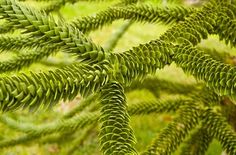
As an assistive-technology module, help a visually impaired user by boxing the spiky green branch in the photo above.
[142,103,200,155]
[71,5,195,33]
[180,126,213,155]
[0,98,187,148]
[0,0,106,62]
[202,109,236,155]
[99,82,136,154]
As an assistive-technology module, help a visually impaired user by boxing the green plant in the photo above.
[0,0,235,154]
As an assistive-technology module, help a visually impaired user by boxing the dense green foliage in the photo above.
[0,0,235,154]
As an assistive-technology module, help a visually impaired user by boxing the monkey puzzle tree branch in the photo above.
[142,103,200,155]
[0,97,187,148]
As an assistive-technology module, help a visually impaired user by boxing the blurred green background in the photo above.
[0,0,235,154]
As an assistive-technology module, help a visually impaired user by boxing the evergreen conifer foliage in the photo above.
[0,0,235,154]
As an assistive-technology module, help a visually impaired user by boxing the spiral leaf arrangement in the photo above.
[0,0,235,154]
